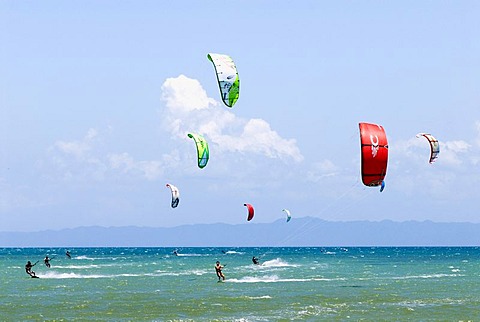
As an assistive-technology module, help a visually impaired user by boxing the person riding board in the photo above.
[252,256,260,265]
[44,255,51,268]
[25,261,37,277]
[215,261,226,281]
[66,250,71,259]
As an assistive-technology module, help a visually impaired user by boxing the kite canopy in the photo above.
[416,133,440,163]
[207,53,240,108]
[359,122,389,187]
[187,133,209,169]
[283,209,291,222]
[244,203,254,221]
[166,183,180,208]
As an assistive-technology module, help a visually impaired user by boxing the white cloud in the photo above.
[440,140,471,166]
[388,129,480,200]
[109,152,135,171]
[161,75,218,114]
[44,75,304,184]
[54,128,98,159]
[306,159,339,182]
[48,128,164,182]
[394,135,471,167]
[108,152,163,180]
[161,75,303,162]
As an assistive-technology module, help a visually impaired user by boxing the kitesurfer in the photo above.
[44,255,51,268]
[25,261,37,277]
[66,250,71,259]
[215,261,226,281]
[173,249,178,256]
[252,256,260,265]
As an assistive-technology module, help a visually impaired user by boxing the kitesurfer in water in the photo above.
[66,250,71,259]
[44,255,51,268]
[252,256,260,265]
[25,261,37,277]
[173,249,179,256]
[215,261,226,281]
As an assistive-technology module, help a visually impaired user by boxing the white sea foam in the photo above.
[38,271,108,279]
[243,295,272,300]
[297,305,338,317]
[228,275,344,283]
[117,273,143,277]
[396,298,466,309]
[154,271,181,276]
[392,273,464,280]
[225,251,244,255]
[56,264,101,269]
[228,275,281,283]
[38,271,151,279]
[259,258,298,268]
[154,269,209,276]
[74,255,95,260]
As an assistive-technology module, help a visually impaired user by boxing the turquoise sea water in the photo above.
[1,247,480,321]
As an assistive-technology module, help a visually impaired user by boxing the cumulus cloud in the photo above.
[395,135,471,167]
[108,152,163,180]
[161,75,303,162]
[54,128,98,159]
[48,128,164,181]
[161,75,218,114]
[388,128,480,199]
[306,159,339,182]
[440,140,471,166]
[45,75,304,183]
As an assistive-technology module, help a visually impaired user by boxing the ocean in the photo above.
[1,247,479,321]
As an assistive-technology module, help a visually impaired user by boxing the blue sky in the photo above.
[1,1,480,232]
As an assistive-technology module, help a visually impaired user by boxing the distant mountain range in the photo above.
[1,217,479,247]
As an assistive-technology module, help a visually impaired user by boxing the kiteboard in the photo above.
[31,275,39,279]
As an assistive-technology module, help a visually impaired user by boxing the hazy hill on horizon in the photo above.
[1,217,479,247]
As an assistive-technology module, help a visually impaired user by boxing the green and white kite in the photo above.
[207,53,240,108]
[187,133,209,169]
